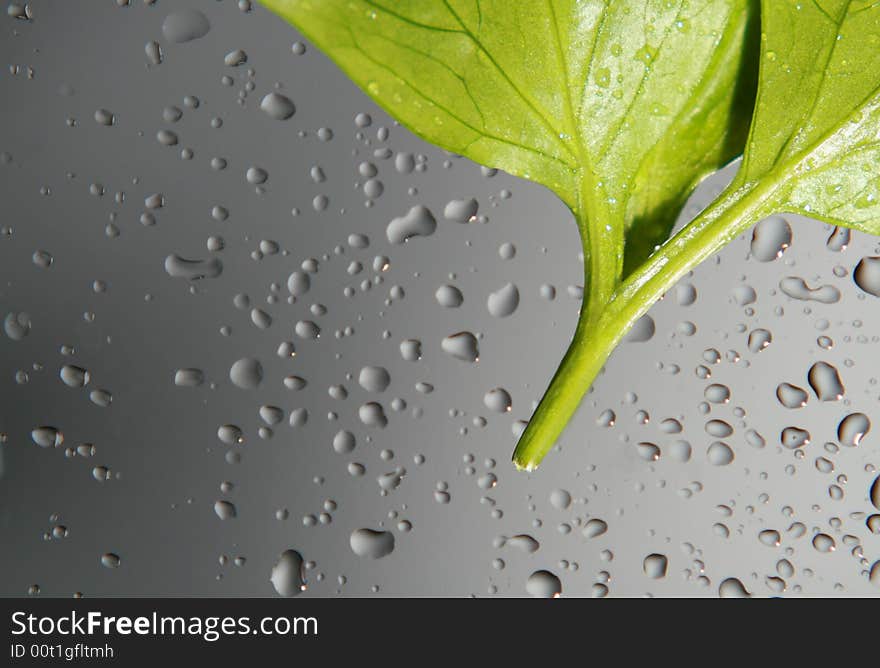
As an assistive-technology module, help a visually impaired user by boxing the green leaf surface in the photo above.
[736,0,880,232]
[260,0,758,287]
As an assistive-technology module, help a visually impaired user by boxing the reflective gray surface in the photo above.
[1,1,878,597]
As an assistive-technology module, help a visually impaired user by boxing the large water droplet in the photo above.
[4,312,31,340]
[870,474,880,510]
[443,198,478,223]
[162,9,211,43]
[164,254,222,280]
[582,518,608,538]
[643,553,668,579]
[229,358,263,389]
[31,426,63,448]
[780,426,810,449]
[776,382,808,408]
[350,528,394,558]
[270,549,305,596]
[483,387,512,413]
[779,277,839,303]
[358,402,387,428]
[750,216,791,261]
[854,256,880,297]
[718,578,750,598]
[807,361,844,401]
[214,500,237,520]
[60,365,90,388]
[358,366,390,392]
[838,412,870,447]
[707,441,734,466]
[625,314,655,342]
[435,284,463,308]
[525,570,561,598]
[386,205,436,244]
[441,332,479,362]
[260,92,296,120]
[487,283,519,317]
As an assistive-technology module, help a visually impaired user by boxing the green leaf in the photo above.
[259,0,761,471]
[733,0,880,233]
[260,0,758,291]
[548,0,880,473]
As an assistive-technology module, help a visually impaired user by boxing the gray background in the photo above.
[1,0,878,597]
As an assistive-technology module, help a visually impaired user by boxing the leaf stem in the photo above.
[512,179,774,471]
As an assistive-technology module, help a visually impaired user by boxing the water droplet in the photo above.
[854,256,880,297]
[808,361,844,400]
[443,198,478,223]
[750,216,791,261]
[259,405,284,425]
[164,254,222,280]
[776,383,808,408]
[287,271,310,297]
[780,426,810,449]
[483,387,512,413]
[718,578,750,598]
[246,166,268,185]
[643,553,668,579]
[100,553,121,569]
[826,226,850,251]
[731,285,757,306]
[582,518,608,538]
[399,339,422,362]
[229,358,263,389]
[758,529,781,547]
[358,402,387,428]
[505,534,540,553]
[94,108,115,126]
[779,277,840,303]
[870,475,880,510]
[270,550,305,596]
[31,427,63,448]
[812,533,835,553]
[224,49,248,66]
[60,365,89,388]
[707,441,734,466]
[162,9,210,43]
[32,250,52,268]
[669,440,692,462]
[214,500,237,520]
[145,40,162,65]
[838,412,870,446]
[636,442,660,461]
[525,570,561,598]
[350,528,394,558]
[4,312,31,340]
[260,92,295,120]
[870,561,880,588]
[625,314,655,342]
[676,282,697,306]
[386,205,436,244]
[332,430,356,454]
[441,332,479,362]
[358,366,390,392]
[549,489,571,510]
[487,283,519,317]
[90,389,112,407]
[217,425,243,445]
[435,284,463,308]
[747,328,772,353]
[704,384,730,404]
[705,419,733,438]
